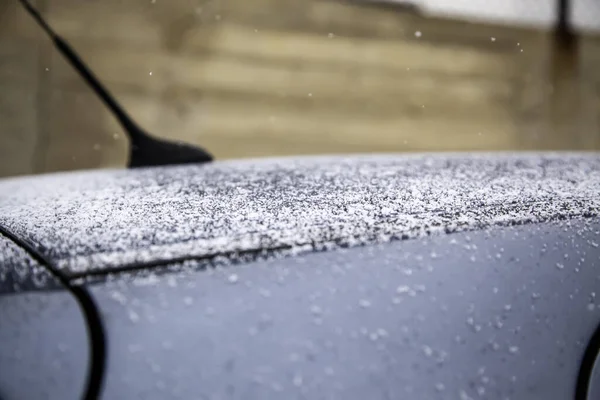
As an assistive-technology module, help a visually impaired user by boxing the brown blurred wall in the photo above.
[1,0,599,178]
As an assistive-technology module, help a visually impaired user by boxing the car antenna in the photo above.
[18,0,213,168]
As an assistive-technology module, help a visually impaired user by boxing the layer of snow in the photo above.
[0,153,599,280]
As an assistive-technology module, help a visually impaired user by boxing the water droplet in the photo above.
[110,290,127,305]
[556,263,564,270]
[414,31,422,38]
[508,345,519,354]
[422,345,433,357]
[166,276,177,287]
[491,37,496,42]
[150,361,161,373]
[310,305,322,315]
[270,382,283,392]
[396,285,410,294]
[128,309,140,323]
[359,299,372,308]
[292,373,303,386]
[228,273,239,284]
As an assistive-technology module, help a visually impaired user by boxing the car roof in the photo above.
[1,152,600,291]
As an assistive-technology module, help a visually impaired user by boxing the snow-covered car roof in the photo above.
[2,152,600,292]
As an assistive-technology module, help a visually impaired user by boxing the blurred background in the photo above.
[1,0,600,178]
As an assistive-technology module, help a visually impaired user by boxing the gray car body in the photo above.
[1,153,600,399]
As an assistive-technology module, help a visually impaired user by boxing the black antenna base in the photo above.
[128,134,213,168]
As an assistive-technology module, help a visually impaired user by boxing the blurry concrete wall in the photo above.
[1,0,599,178]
